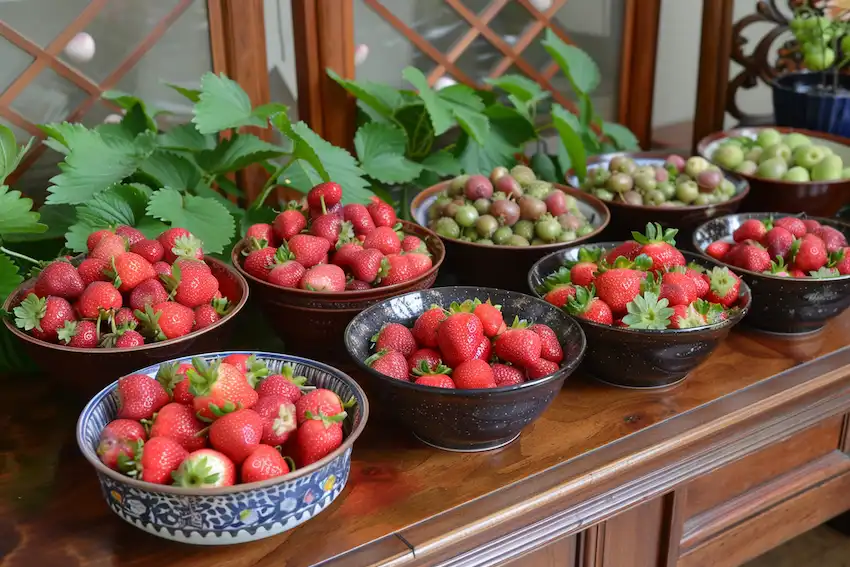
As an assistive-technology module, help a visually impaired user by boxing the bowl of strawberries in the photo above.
[3,226,247,394]
[76,351,368,544]
[233,182,444,362]
[528,223,751,388]
[693,213,850,334]
[344,287,586,452]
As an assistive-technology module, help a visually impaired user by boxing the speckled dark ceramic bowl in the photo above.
[410,182,610,292]
[693,213,850,335]
[343,287,586,452]
[232,220,444,363]
[567,151,750,245]
[528,243,752,388]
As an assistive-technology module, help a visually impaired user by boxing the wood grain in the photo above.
[693,0,735,152]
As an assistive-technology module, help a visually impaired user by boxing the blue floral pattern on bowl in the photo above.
[76,351,369,545]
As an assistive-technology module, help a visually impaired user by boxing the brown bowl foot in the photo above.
[413,431,522,453]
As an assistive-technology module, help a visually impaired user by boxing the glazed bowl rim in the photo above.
[75,350,370,496]
[691,212,850,282]
[696,126,850,188]
[231,219,445,300]
[409,181,611,251]
[769,69,850,93]
[2,256,249,354]
[528,241,752,336]
[344,285,587,395]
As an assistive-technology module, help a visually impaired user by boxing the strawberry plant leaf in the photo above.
[531,152,558,182]
[402,67,454,136]
[146,187,236,254]
[0,253,23,300]
[38,122,91,155]
[0,124,33,181]
[195,133,287,175]
[95,122,138,143]
[240,206,277,236]
[0,185,47,240]
[2,204,74,243]
[421,150,462,176]
[138,150,202,191]
[192,72,267,134]
[165,83,201,103]
[602,121,640,151]
[435,84,489,144]
[455,105,535,173]
[102,90,162,124]
[327,69,405,117]
[552,104,587,182]
[392,104,434,159]
[354,122,423,184]
[158,124,216,152]
[485,74,548,104]
[193,182,245,215]
[270,113,329,180]
[542,28,601,95]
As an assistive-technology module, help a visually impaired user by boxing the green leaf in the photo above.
[578,94,593,130]
[138,150,201,191]
[0,185,47,240]
[195,133,286,175]
[95,123,138,144]
[146,188,236,254]
[393,104,434,159]
[2,204,74,243]
[402,67,454,136]
[327,69,405,117]
[158,124,216,152]
[436,84,489,144]
[485,74,548,104]
[38,122,91,154]
[552,104,587,181]
[102,90,159,130]
[0,124,33,182]
[240,206,277,237]
[194,182,245,215]
[542,29,601,95]
[602,121,641,151]
[531,152,558,182]
[271,113,329,180]
[354,122,422,184]
[65,183,155,252]
[165,83,201,103]
[455,105,536,174]
[0,253,23,300]
[421,150,462,176]
[192,72,267,134]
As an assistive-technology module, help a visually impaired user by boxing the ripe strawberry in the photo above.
[347,280,371,291]
[286,234,331,268]
[414,373,455,388]
[684,266,709,297]
[311,213,348,246]
[115,330,145,348]
[299,264,346,292]
[401,235,427,253]
[294,388,352,426]
[604,240,641,264]
[802,219,822,233]
[172,449,236,488]
[332,242,363,269]
[115,225,145,246]
[438,312,485,367]
[221,353,270,387]
[659,282,690,307]
[131,437,189,484]
[136,301,194,340]
[57,319,98,347]
[543,284,576,308]
[412,308,446,348]
[661,271,697,304]
[268,260,306,288]
[209,409,263,464]
[492,363,525,387]
[525,358,560,380]
[153,261,171,276]
[494,328,542,368]
[87,229,114,252]
[149,402,207,451]
[365,349,409,380]
[405,252,433,277]
[834,248,850,275]
[256,363,309,404]
[106,252,156,292]
[379,254,415,286]
[158,227,203,263]
[307,181,343,209]
[188,358,259,419]
[529,324,563,363]
[129,278,169,311]
[130,239,165,264]
[116,373,170,420]
[246,223,277,247]
[350,248,386,283]
[156,361,195,404]
[669,304,705,329]
[705,241,732,261]
[242,445,291,483]
[453,359,497,389]
[343,203,376,236]
[371,322,417,357]
[367,196,397,227]
[570,262,597,287]
[704,267,741,307]
[733,218,768,243]
[78,281,122,319]
[294,411,346,467]
[594,268,644,315]
[727,243,771,272]
[774,216,807,238]
[813,226,848,253]
[97,419,147,470]
[241,240,278,281]
[764,227,795,260]
[363,226,401,255]
[566,287,614,325]
[472,334,491,362]
[632,222,685,271]
[77,258,110,286]
[34,261,84,300]
[791,234,828,272]
[273,208,308,242]
[408,349,443,375]
[253,395,297,445]
[90,233,128,262]
[194,303,220,330]
[13,294,75,342]
[162,260,219,308]
[472,301,506,337]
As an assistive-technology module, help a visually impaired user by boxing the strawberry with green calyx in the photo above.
[114,330,145,348]
[148,402,207,452]
[704,266,741,307]
[117,373,170,420]
[566,286,613,325]
[99,307,144,348]
[791,234,829,273]
[274,203,309,241]
[242,445,293,483]
[810,266,841,279]
[209,408,264,464]
[622,291,674,330]
[437,308,485,368]
[473,300,506,337]
[188,357,259,420]
[294,388,355,425]
[135,301,194,341]
[58,319,98,348]
[732,218,770,243]
[537,265,573,303]
[97,419,146,470]
[350,248,388,284]
[412,306,447,348]
[594,261,648,315]
[172,449,235,488]
[830,248,850,275]
[104,252,156,293]
[401,234,429,255]
[241,238,278,281]
[567,247,604,286]
[412,360,454,388]
[156,361,194,401]
[631,222,685,272]
[222,353,270,388]
[124,437,189,484]
[294,410,347,467]
[365,348,408,380]
[78,280,123,319]
[692,298,727,325]
[257,362,313,403]
[33,260,84,300]
[159,259,219,308]
[14,294,76,343]
[193,298,228,331]
[768,256,791,277]
[371,322,417,358]
[158,227,203,264]
[245,223,277,247]
[407,348,443,375]
[668,304,707,329]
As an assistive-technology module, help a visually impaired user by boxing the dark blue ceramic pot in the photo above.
[772,71,850,137]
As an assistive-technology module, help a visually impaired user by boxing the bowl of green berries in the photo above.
[410,165,610,292]
[698,126,850,216]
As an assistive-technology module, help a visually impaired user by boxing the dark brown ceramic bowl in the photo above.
[697,127,850,216]
[528,243,751,389]
[692,213,850,335]
[232,220,444,363]
[567,151,750,245]
[410,182,610,292]
[344,286,586,452]
[2,256,248,397]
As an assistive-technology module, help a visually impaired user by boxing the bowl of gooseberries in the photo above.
[698,126,850,216]
[569,150,749,241]
[410,165,610,292]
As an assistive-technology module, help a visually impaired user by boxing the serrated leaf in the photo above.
[122,103,155,136]
[437,84,489,144]
[0,253,23,300]
[531,152,558,182]
[64,183,153,252]
[95,123,138,143]
[194,182,245,215]
[0,126,32,184]
[402,67,454,136]
[451,105,490,145]
[552,104,587,182]
[195,133,286,175]
[354,122,422,184]
[146,188,236,254]
[328,69,405,117]
[192,72,267,134]
[542,29,601,95]
[138,150,201,191]
[271,114,329,180]
[165,83,201,103]
[602,121,641,151]
[438,84,486,112]
[158,124,216,152]
[102,90,159,132]
[421,150,461,176]
[38,122,91,154]
[455,105,536,173]
[393,104,433,159]
[485,74,549,105]
[0,185,46,239]
[2,204,74,243]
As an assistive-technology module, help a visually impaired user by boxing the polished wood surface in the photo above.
[3,310,850,566]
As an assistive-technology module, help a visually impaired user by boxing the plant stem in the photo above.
[251,160,292,210]
[535,122,555,135]
[0,247,42,266]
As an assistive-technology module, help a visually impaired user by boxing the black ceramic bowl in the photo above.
[343,287,586,452]
[692,213,850,335]
[528,243,752,388]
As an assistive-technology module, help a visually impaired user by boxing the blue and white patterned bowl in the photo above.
[76,351,369,545]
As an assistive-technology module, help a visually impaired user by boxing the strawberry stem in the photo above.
[0,246,42,266]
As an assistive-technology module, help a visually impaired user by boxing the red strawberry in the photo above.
[453,359,497,389]
[367,196,397,227]
[87,229,114,252]
[835,248,850,275]
[343,203,376,236]
[257,363,309,404]
[162,260,219,308]
[685,267,709,297]
[566,287,614,325]
[107,252,156,292]
[129,278,169,311]
[366,349,409,380]
[286,234,331,268]
[405,252,433,277]
[150,402,207,452]
[299,264,346,292]
[668,304,709,329]
[401,235,427,253]
[172,449,236,488]
[77,258,110,286]
[156,361,195,404]
[128,437,188,484]
[242,445,291,483]
[802,219,822,233]
[727,243,771,272]
[492,363,525,387]
[115,225,145,246]
[333,242,363,269]
[378,254,415,286]
[193,303,221,330]
[494,328,542,368]
[78,281,122,319]
[222,353,270,388]
[115,308,139,329]
[705,241,732,261]
[529,324,563,363]
[294,411,346,467]
[414,373,455,388]
[594,268,644,315]
[659,282,690,307]
[347,279,372,291]
[90,233,128,262]
[242,242,278,281]
[472,334,491,361]
[153,261,171,277]
[188,358,259,419]
[525,358,560,380]
[136,301,194,341]
[158,228,203,263]
[543,284,576,308]
[13,294,75,342]
[253,395,297,445]
[208,409,263,464]
[733,219,768,243]
[268,260,306,288]
[116,373,170,420]
[632,222,685,272]
[764,227,795,260]
[371,322,417,357]
[661,271,697,304]
[115,330,145,348]
[412,307,446,348]
[130,239,165,264]
[294,388,350,424]
[273,209,307,242]
[97,419,147,470]
[57,319,98,347]
[473,301,506,337]
[791,234,828,272]
[311,214,349,246]
[704,267,741,307]
[604,240,641,264]
[350,248,386,283]
[312,201,343,220]
[307,181,343,209]
[774,217,807,238]
[363,226,401,255]
[34,261,84,299]
[407,348,443,374]
[245,223,277,247]
[570,262,597,287]
[813,226,848,253]
[437,312,485,367]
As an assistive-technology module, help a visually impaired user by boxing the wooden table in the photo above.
[4,311,850,567]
